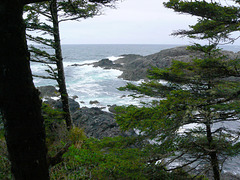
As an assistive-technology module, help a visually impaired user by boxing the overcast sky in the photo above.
[59,0,240,45]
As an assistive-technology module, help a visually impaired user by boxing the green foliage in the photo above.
[164,0,240,41]
[0,103,68,179]
[42,103,65,145]
[68,126,86,144]
[117,1,240,177]
[50,136,195,179]
[115,44,240,176]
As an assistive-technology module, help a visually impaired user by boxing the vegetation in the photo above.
[0,0,50,178]
[24,0,116,130]
[1,0,117,178]
[115,1,240,179]
[1,0,240,179]
[116,48,240,178]
[1,104,199,179]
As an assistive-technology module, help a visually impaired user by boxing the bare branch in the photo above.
[33,75,56,80]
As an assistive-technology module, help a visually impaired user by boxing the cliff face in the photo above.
[93,46,240,81]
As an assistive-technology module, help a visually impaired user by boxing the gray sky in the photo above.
[59,0,240,45]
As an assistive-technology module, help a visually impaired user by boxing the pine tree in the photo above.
[0,0,116,178]
[116,1,240,179]
[24,0,116,130]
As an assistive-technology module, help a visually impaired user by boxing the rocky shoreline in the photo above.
[38,84,240,179]
[38,85,135,139]
[71,46,240,81]
[38,46,240,179]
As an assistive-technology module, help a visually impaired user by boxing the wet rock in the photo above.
[89,100,100,105]
[38,85,59,98]
[93,58,122,69]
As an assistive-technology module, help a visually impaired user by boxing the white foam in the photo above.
[107,56,124,61]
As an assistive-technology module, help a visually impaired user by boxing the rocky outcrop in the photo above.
[90,46,200,81]
[91,46,240,81]
[72,107,135,139]
[38,86,135,139]
[93,58,122,69]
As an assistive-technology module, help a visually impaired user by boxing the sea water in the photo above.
[30,44,240,175]
[31,44,180,108]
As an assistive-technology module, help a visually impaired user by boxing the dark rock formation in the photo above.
[93,58,122,69]
[44,98,80,113]
[89,100,100,105]
[91,46,240,81]
[119,57,156,81]
[38,85,80,113]
[38,85,59,98]
[38,86,135,139]
[72,107,135,139]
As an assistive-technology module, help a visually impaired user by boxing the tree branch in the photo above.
[48,142,71,167]
[33,75,56,80]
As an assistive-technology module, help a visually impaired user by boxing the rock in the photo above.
[72,107,136,139]
[92,46,239,81]
[72,95,78,100]
[43,96,135,138]
[114,54,144,65]
[38,88,136,139]
[93,58,123,69]
[89,100,100,105]
[108,104,117,113]
[38,85,59,98]
[45,98,80,113]
[119,57,156,81]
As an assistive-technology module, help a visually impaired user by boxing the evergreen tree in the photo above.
[0,0,116,178]
[0,0,50,179]
[24,0,116,130]
[116,1,240,179]
[117,46,240,180]
[164,0,240,43]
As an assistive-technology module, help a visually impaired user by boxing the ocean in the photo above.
[30,44,240,175]
[31,44,240,108]
[31,44,181,108]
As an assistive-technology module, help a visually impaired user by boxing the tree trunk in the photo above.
[0,1,49,179]
[50,0,73,130]
[206,122,220,180]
